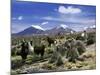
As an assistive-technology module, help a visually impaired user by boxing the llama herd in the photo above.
[12,35,87,63]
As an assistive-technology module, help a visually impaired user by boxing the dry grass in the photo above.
[64,46,96,70]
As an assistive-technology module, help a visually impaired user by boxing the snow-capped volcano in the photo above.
[14,25,45,36]
[31,25,45,31]
[44,24,75,35]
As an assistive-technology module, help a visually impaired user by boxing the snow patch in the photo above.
[60,24,68,29]
[90,25,96,28]
[83,27,88,30]
[31,25,45,31]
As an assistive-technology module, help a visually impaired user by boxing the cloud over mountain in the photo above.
[41,21,48,25]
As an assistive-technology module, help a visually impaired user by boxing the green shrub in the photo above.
[11,56,22,69]
[46,47,54,54]
[65,39,80,63]
[76,40,86,55]
[87,33,96,45]
[66,48,79,63]
[49,51,58,63]
[32,54,41,62]
[11,48,17,56]
[56,45,67,56]
[26,55,34,64]
[87,38,95,45]
[56,54,63,66]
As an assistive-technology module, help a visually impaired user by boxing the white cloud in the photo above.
[41,21,48,25]
[58,6,82,14]
[12,16,23,21]
[18,16,23,20]
[42,16,95,25]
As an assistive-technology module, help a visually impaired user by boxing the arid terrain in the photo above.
[11,31,96,74]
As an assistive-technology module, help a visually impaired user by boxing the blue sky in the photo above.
[11,0,96,33]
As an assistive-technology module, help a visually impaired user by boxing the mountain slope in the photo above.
[15,26,44,36]
[44,24,75,34]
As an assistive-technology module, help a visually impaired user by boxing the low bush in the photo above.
[56,54,63,66]
[76,40,86,55]
[66,39,80,63]
[87,38,95,45]
[11,56,22,69]
[87,33,96,45]
[45,47,54,54]
[49,51,58,63]
[56,45,67,56]
[11,48,17,56]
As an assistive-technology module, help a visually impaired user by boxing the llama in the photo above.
[81,30,88,43]
[46,36,55,46]
[34,44,45,58]
[20,41,29,61]
[28,41,34,54]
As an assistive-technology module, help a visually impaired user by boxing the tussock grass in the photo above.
[56,54,63,66]
[64,49,96,70]
[48,51,58,63]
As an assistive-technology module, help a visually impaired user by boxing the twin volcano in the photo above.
[13,25,75,36]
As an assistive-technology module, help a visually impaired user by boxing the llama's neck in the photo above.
[28,42,32,47]
[28,42,34,52]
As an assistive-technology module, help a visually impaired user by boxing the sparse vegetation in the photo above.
[11,32,96,74]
